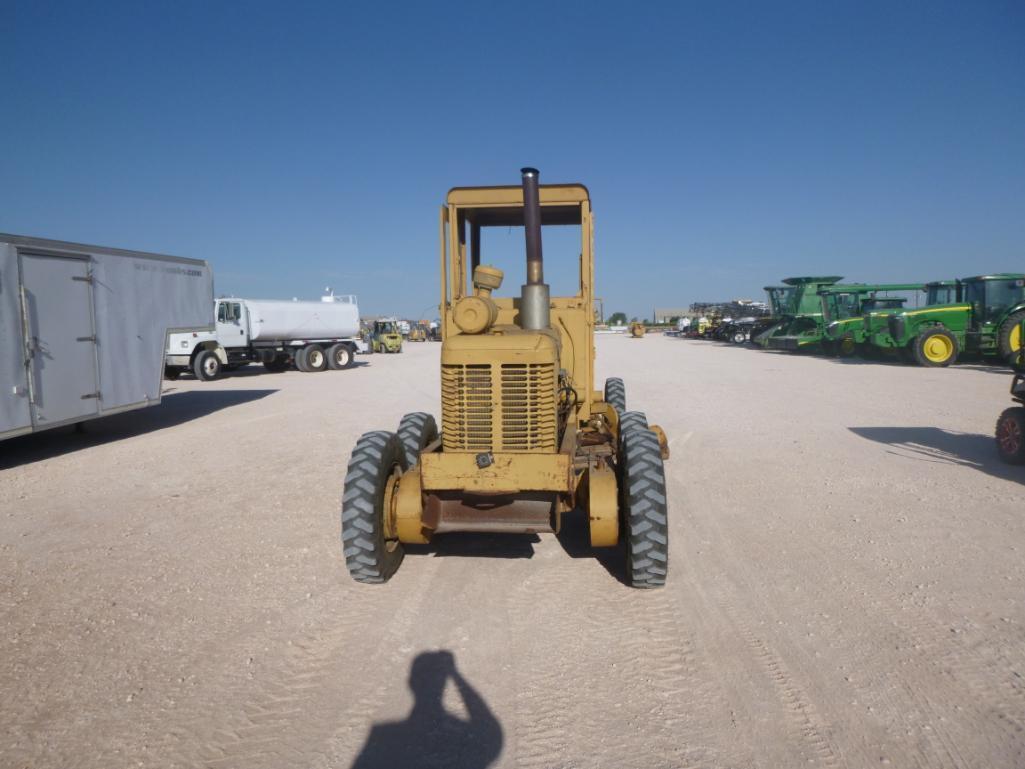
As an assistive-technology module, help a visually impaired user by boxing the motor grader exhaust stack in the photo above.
[340,168,671,587]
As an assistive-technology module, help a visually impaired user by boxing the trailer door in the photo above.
[20,253,100,427]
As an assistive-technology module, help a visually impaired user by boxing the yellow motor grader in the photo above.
[340,169,670,587]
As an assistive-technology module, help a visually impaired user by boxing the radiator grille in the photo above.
[441,364,493,451]
[500,364,557,451]
[441,362,557,452]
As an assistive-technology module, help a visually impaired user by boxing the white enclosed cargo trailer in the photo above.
[165,295,365,379]
[1,233,213,441]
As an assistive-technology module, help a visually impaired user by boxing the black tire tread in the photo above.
[995,407,1025,465]
[604,377,626,415]
[622,428,669,589]
[341,431,404,584]
[396,412,438,471]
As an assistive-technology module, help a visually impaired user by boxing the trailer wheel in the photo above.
[194,350,222,381]
[164,366,183,381]
[913,328,958,367]
[621,428,669,588]
[996,407,1025,464]
[604,377,626,416]
[396,412,439,470]
[732,330,747,344]
[341,431,405,584]
[293,347,309,372]
[304,344,327,372]
[327,343,354,370]
[998,311,1025,362]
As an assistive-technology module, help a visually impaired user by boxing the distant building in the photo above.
[653,308,689,324]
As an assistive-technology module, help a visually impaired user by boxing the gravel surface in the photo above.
[2,335,1023,769]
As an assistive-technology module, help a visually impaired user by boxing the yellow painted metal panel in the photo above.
[420,451,571,493]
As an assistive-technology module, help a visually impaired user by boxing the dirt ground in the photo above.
[1,335,1023,769]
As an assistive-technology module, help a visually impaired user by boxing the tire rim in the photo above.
[309,350,324,368]
[1012,324,1021,352]
[841,338,855,355]
[203,357,218,376]
[923,334,953,363]
[999,417,1022,455]
[336,348,350,366]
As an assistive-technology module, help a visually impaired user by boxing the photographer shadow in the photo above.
[350,651,502,769]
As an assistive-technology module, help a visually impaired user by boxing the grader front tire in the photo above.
[622,428,669,588]
[396,412,438,471]
[341,431,405,584]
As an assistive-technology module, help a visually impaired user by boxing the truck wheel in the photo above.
[996,407,1025,464]
[604,377,626,415]
[396,412,438,470]
[913,328,958,367]
[327,343,354,370]
[293,347,309,372]
[194,350,222,381]
[164,366,183,381]
[998,311,1025,362]
[621,428,669,589]
[341,431,405,584]
[304,344,327,372]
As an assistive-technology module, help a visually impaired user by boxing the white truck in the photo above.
[165,294,365,380]
[1,233,213,441]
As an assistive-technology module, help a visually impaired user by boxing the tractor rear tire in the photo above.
[913,328,958,367]
[341,431,405,584]
[621,428,669,589]
[604,378,626,415]
[996,407,1025,465]
[998,311,1025,362]
[327,343,354,370]
[396,412,438,471]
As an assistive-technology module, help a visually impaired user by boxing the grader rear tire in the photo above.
[396,412,438,470]
[618,410,649,445]
[622,428,669,588]
[604,377,626,415]
[341,431,405,584]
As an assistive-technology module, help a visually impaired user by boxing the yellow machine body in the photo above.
[388,181,645,542]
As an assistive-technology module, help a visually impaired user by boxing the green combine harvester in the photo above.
[753,276,843,348]
[882,274,1025,366]
[819,283,926,356]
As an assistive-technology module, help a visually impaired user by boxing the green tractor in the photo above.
[371,318,404,353]
[862,280,960,358]
[884,274,1025,367]
[819,283,926,356]
[755,276,843,349]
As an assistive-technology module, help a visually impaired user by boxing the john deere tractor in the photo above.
[863,280,960,356]
[340,168,670,587]
[819,283,925,356]
[884,274,1025,366]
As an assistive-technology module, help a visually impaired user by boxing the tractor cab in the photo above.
[962,275,1025,328]
[926,280,961,306]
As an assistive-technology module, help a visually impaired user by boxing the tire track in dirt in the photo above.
[151,553,443,769]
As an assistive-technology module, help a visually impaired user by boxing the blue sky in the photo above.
[2,1,1023,319]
